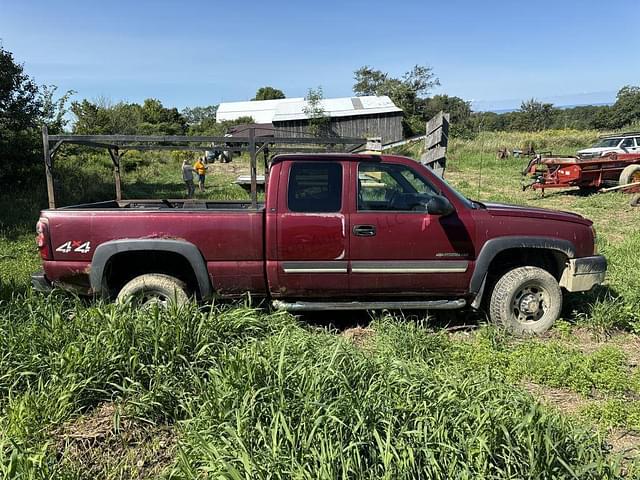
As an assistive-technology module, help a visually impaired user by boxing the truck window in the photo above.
[358,163,437,211]
[287,162,342,213]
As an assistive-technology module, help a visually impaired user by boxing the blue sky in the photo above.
[1,0,638,111]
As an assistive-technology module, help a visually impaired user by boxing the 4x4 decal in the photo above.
[55,241,91,254]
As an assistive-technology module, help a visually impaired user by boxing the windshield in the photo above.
[427,171,482,208]
[438,174,476,208]
[593,138,621,148]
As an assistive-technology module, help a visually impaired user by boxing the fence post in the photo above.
[108,148,123,201]
[249,128,257,209]
[42,125,56,209]
[263,145,270,201]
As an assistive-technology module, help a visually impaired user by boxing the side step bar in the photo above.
[272,299,466,312]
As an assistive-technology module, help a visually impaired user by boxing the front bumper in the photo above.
[559,255,607,292]
[31,271,53,292]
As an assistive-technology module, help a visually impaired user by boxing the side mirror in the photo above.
[426,195,455,216]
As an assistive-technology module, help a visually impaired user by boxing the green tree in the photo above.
[353,64,440,135]
[0,46,41,132]
[140,98,186,134]
[470,111,507,132]
[513,98,555,131]
[39,85,75,134]
[71,98,186,135]
[423,95,472,137]
[303,87,330,136]
[253,86,286,101]
[0,45,72,182]
[182,105,218,125]
[609,85,640,128]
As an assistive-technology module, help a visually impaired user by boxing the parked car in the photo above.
[32,154,606,334]
[577,133,640,158]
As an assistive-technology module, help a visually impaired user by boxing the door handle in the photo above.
[353,224,376,237]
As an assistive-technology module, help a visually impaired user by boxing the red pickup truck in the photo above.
[32,153,606,334]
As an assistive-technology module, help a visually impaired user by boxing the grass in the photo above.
[0,299,629,478]
[1,130,640,478]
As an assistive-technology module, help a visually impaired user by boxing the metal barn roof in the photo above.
[217,98,303,123]
[216,96,402,123]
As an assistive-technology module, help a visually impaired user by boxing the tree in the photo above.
[140,98,186,134]
[182,105,218,136]
[0,45,42,132]
[71,98,187,135]
[303,87,330,136]
[39,85,75,134]
[470,111,507,132]
[609,85,640,128]
[181,105,218,125]
[353,64,440,135]
[352,66,389,97]
[253,86,286,101]
[423,95,472,137]
[513,98,555,131]
[0,45,73,182]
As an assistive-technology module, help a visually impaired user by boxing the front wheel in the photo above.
[116,273,189,309]
[489,266,562,334]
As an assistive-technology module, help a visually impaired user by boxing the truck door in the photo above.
[349,161,473,296]
[273,161,349,297]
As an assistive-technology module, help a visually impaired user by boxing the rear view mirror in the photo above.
[426,195,455,216]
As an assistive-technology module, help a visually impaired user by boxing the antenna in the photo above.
[477,121,484,199]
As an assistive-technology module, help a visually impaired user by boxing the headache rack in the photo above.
[41,126,368,210]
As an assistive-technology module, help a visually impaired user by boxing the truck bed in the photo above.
[60,199,264,210]
[41,200,267,296]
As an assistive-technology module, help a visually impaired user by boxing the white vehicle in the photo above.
[577,133,640,158]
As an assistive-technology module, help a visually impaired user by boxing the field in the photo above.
[1,129,640,478]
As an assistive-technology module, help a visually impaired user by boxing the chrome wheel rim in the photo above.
[511,282,549,324]
[133,290,170,309]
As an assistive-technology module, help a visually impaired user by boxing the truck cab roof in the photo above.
[270,152,408,165]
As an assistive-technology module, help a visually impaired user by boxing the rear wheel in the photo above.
[489,266,562,334]
[116,273,189,308]
[619,164,640,185]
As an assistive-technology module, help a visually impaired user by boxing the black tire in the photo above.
[489,266,562,334]
[619,164,640,185]
[116,273,189,308]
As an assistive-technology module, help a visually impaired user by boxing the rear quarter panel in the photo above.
[43,209,265,294]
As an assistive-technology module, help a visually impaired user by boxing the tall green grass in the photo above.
[0,296,627,478]
[451,129,600,156]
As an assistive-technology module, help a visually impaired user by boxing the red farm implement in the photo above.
[523,152,640,202]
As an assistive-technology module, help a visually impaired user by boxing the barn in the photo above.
[217,96,404,144]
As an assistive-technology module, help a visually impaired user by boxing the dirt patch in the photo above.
[523,381,640,462]
[521,381,589,415]
[552,327,640,367]
[608,428,640,459]
[54,403,176,478]
[342,326,374,348]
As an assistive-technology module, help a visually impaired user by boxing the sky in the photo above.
[1,0,638,112]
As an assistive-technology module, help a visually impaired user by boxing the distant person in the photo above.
[194,156,209,192]
[182,159,196,198]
